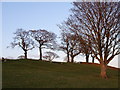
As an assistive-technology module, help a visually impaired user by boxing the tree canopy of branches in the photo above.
[68,34,81,62]
[29,29,57,60]
[59,31,71,62]
[65,1,120,78]
[76,34,91,63]
[58,15,92,63]
[10,29,35,59]
[43,51,59,62]
[58,29,81,63]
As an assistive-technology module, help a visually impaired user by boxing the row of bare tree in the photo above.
[9,1,119,79]
[9,29,58,61]
[10,28,92,63]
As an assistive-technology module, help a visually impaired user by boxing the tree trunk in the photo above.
[86,53,89,63]
[100,63,108,79]
[71,57,74,63]
[67,43,70,62]
[92,56,94,63]
[67,50,70,62]
[24,50,27,59]
[39,45,42,60]
[71,56,74,63]
[70,50,74,63]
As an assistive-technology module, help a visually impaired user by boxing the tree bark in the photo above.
[70,50,74,63]
[71,56,74,63]
[39,45,42,60]
[100,63,108,79]
[24,50,27,59]
[66,43,70,62]
[86,53,89,63]
[92,56,94,63]
[67,50,70,62]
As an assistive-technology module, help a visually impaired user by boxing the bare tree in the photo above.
[59,31,71,62]
[58,18,91,63]
[58,29,81,63]
[18,55,25,59]
[9,29,35,59]
[68,34,81,62]
[29,29,56,60]
[68,1,120,78]
[78,35,91,63]
[43,51,59,62]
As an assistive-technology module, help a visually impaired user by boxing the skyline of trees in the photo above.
[9,27,91,62]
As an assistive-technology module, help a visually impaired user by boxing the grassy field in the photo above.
[2,59,119,88]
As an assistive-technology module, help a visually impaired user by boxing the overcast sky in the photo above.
[1,2,119,68]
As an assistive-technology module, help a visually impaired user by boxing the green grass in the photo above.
[2,59,119,88]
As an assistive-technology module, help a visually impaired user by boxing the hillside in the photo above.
[2,59,119,88]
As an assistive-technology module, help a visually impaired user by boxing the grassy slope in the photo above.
[2,59,119,88]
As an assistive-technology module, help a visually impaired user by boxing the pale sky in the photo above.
[2,2,72,59]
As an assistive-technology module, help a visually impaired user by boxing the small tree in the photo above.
[9,29,34,59]
[43,51,59,62]
[29,29,56,60]
[58,29,81,63]
[18,55,25,59]
[78,36,91,63]
[59,31,71,62]
[68,34,81,62]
